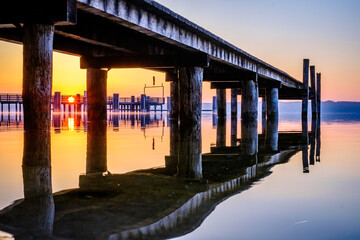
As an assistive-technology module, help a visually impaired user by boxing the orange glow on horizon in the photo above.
[68,96,75,103]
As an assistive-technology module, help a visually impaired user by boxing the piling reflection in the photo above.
[0,113,323,240]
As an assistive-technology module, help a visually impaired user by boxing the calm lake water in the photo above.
[0,110,359,239]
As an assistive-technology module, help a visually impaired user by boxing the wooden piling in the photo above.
[23,23,54,131]
[217,89,226,118]
[310,66,317,119]
[231,116,237,147]
[212,96,217,113]
[178,67,203,128]
[266,87,279,120]
[262,96,266,120]
[241,118,258,156]
[316,73,321,117]
[231,88,237,118]
[265,118,279,152]
[170,80,179,120]
[216,117,226,147]
[86,68,108,174]
[113,93,119,112]
[54,92,61,112]
[302,59,309,120]
[241,78,258,121]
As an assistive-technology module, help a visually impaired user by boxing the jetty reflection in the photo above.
[0,113,322,239]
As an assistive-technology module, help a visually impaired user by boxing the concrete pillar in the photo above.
[170,80,179,120]
[241,79,258,121]
[316,73,321,117]
[302,59,309,120]
[22,23,54,131]
[177,67,203,179]
[212,96,217,113]
[310,66,317,119]
[113,93,119,112]
[86,68,107,174]
[217,89,226,118]
[231,88,237,118]
[266,87,279,120]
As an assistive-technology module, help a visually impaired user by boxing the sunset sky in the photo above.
[0,0,359,102]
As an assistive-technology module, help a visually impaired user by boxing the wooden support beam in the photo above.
[211,82,241,90]
[0,0,77,25]
[80,53,210,69]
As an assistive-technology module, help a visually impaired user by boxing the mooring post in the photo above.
[86,68,108,174]
[310,117,317,165]
[316,73,321,117]
[217,89,226,118]
[302,103,309,172]
[177,67,203,179]
[241,75,259,156]
[54,92,61,112]
[231,88,237,118]
[316,114,321,162]
[112,93,119,112]
[302,59,309,120]
[310,66,317,119]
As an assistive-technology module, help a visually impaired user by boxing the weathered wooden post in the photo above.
[113,93,119,112]
[217,89,226,118]
[262,96,266,118]
[316,73,321,117]
[302,103,309,173]
[140,94,147,112]
[265,118,278,152]
[217,117,226,147]
[170,80,179,120]
[310,66,317,119]
[310,117,317,165]
[86,68,108,174]
[241,74,259,156]
[302,59,309,120]
[231,116,237,147]
[266,87,279,120]
[231,88,237,118]
[167,97,171,112]
[131,96,135,111]
[212,96,217,113]
[177,67,203,179]
[83,90,87,112]
[166,120,179,174]
[53,92,61,112]
[316,114,321,162]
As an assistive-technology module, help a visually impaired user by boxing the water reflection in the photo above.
[0,112,323,239]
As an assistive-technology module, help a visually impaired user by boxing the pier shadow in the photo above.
[0,114,322,240]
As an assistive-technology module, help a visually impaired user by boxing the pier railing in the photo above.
[0,94,23,103]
